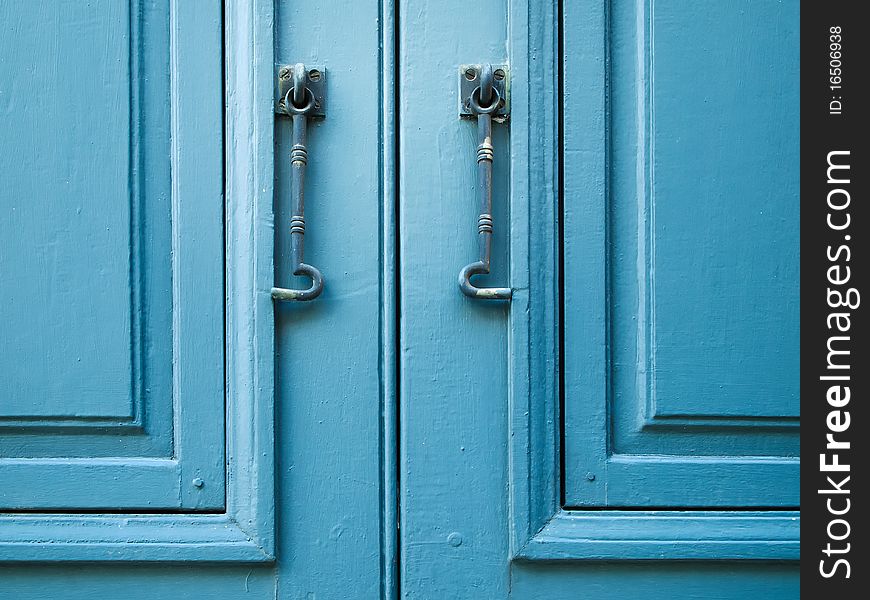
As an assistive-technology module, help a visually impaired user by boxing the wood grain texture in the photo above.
[0,0,801,595]
[0,0,174,462]
[517,511,799,561]
[510,563,799,600]
[562,0,800,508]
[0,0,135,420]
[403,0,800,595]
[0,0,275,560]
[0,0,224,511]
[271,0,393,597]
[398,0,514,597]
[0,565,276,600]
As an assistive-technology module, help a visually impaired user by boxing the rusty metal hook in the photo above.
[458,64,511,301]
[272,63,324,302]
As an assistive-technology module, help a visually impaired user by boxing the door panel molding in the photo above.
[507,0,799,561]
[560,0,799,508]
[0,0,275,561]
[516,511,799,562]
[0,0,173,461]
[0,0,224,509]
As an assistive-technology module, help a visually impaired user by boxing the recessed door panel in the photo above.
[563,0,799,508]
[0,0,225,511]
[1,1,136,420]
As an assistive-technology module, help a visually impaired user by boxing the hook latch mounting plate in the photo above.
[458,64,509,122]
[276,64,327,118]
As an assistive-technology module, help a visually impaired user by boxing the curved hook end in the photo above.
[272,263,324,302]
[459,262,512,300]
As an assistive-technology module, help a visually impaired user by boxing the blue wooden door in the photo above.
[1,0,799,597]
[562,0,799,509]
[398,0,799,598]
[0,0,226,512]
[1,1,389,597]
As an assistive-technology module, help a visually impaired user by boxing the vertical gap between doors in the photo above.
[392,2,402,598]
[557,0,567,509]
[377,0,401,596]
[391,0,402,597]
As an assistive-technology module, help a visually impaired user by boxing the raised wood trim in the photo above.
[516,511,800,562]
[506,0,800,561]
[0,0,275,562]
[0,514,273,562]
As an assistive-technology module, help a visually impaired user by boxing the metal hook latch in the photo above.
[457,64,511,300]
[271,63,327,302]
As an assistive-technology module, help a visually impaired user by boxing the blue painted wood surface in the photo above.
[399,0,798,596]
[398,0,512,596]
[1,0,137,420]
[562,0,800,508]
[0,0,799,597]
[1,1,278,562]
[510,563,799,600]
[1,0,393,589]
[0,0,225,511]
[270,0,395,596]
